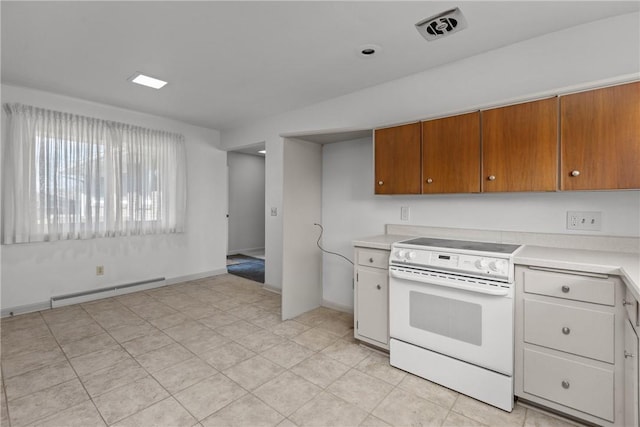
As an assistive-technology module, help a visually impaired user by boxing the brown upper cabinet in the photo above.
[374,123,421,194]
[560,81,640,190]
[482,98,558,192]
[422,112,481,194]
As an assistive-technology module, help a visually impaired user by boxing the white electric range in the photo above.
[388,237,522,412]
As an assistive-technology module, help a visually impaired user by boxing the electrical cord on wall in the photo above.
[313,223,354,265]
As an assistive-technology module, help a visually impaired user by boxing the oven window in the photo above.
[409,291,482,346]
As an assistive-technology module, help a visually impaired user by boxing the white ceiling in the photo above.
[2,1,638,131]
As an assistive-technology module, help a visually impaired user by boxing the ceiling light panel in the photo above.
[129,73,168,89]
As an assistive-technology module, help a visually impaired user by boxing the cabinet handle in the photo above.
[623,299,634,306]
[378,180,384,186]
[625,351,634,359]
[561,380,570,389]
[376,284,381,290]
[562,327,571,335]
[369,258,374,263]
[570,170,580,177]
[426,178,433,184]
[487,175,496,181]
[561,285,570,293]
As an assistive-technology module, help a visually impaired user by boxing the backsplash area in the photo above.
[386,224,640,254]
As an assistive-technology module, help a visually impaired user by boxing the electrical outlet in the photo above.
[567,211,602,231]
[96,265,104,276]
[401,206,410,221]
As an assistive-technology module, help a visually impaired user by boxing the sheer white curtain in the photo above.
[2,103,187,244]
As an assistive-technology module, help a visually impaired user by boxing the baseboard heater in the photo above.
[50,277,165,308]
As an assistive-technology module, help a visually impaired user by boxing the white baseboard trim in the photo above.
[1,301,51,318]
[262,283,282,294]
[165,268,228,285]
[322,299,353,314]
[1,268,229,318]
[51,277,167,308]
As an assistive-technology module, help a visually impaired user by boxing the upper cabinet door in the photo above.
[482,98,558,192]
[422,112,481,194]
[374,123,421,194]
[561,82,640,191]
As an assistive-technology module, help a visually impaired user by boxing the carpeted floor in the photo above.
[226,254,265,283]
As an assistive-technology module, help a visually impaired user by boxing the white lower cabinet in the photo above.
[354,247,389,350]
[523,299,615,363]
[515,265,627,426]
[523,348,614,421]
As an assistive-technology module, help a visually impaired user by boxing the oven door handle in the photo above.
[389,268,509,296]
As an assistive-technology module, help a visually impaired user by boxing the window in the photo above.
[2,103,187,244]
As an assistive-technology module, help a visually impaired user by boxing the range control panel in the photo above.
[389,247,513,282]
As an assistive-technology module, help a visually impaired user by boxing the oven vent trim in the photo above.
[390,265,512,289]
[390,263,513,286]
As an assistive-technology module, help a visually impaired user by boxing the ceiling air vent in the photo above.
[415,7,467,41]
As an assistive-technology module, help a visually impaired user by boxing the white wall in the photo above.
[227,152,265,254]
[321,137,640,309]
[221,12,640,294]
[1,84,227,313]
[281,139,322,319]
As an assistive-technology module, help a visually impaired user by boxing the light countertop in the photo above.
[353,234,640,301]
[515,245,640,301]
[353,234,412,250]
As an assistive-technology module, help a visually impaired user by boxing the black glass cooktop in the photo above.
[399,237,521,254]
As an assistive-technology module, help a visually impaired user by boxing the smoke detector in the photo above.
[415,7,467,41]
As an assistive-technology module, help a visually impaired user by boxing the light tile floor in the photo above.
[1,274,582,427]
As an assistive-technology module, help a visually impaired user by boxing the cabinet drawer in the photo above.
[625,287,639,327]
[523,348,614,422]
[524,268,615,306]
[357,249,389,269]
[524,299,614,363]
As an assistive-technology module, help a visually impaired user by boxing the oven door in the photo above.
[389,268,513,375]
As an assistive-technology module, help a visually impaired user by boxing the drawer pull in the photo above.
[561,285,570,293]
[376,284,381,290]
[562,327,571,335]
[369,258,374,263]
[625,351,634,359]
[623,299,634,306]
[561,380,570,389]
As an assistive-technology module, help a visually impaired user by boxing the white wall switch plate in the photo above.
[400,206,410,221]
[567,211,602,231]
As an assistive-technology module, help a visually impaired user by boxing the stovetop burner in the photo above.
[399,237,521,254]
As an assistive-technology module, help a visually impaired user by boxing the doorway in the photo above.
[226,144,266,283]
